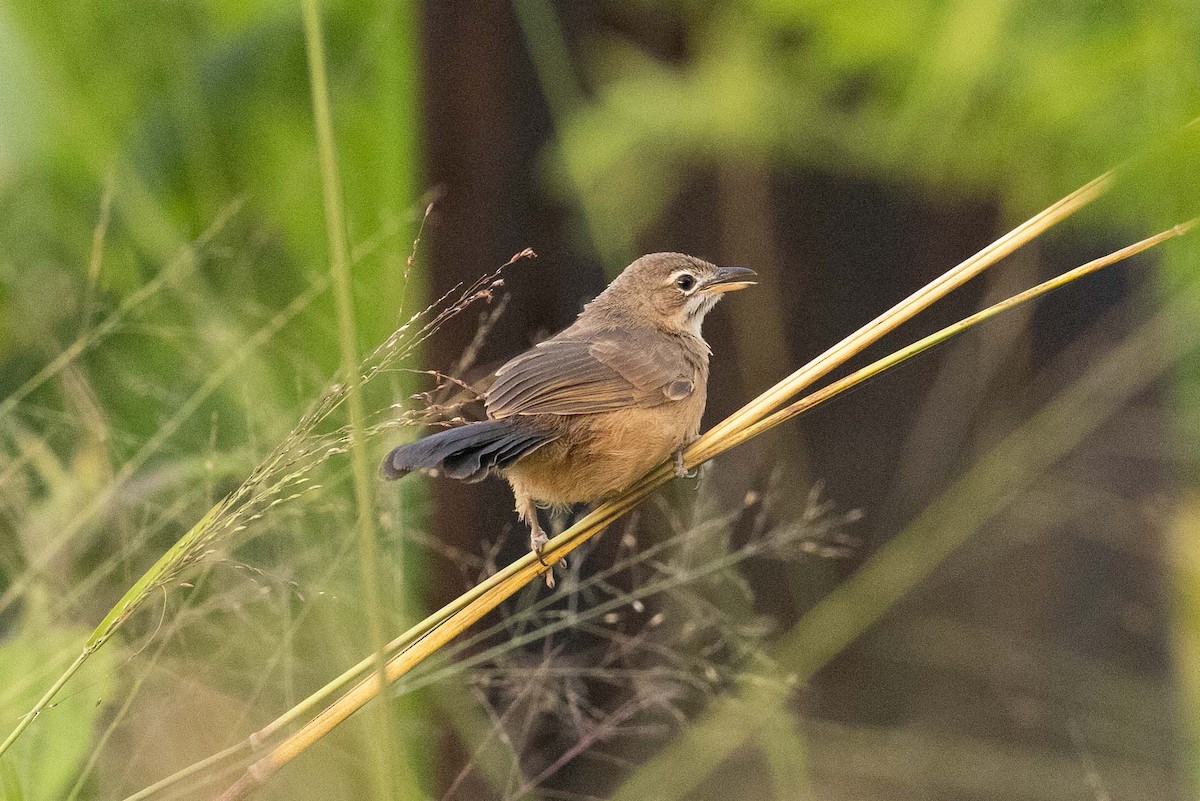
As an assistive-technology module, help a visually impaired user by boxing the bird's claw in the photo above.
[530,532,549,564]
[530,532,557,588]
[673,450,698,479]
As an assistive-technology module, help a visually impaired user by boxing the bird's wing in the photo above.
[485,331,695,418]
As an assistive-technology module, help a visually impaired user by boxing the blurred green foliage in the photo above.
[545,0,1200,259]
[0,0,417,404]
[0,0,424,796]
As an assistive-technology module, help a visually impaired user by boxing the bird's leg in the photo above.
[516,495,549,559]
[673,444,698,479]
[516,493,555,588]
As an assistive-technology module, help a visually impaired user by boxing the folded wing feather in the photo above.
[485,330,693,418]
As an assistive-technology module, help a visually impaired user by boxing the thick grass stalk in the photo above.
[611,244,1200,801]
[695,171,1112,454]
[299,1,396,798]
[210,223,1191,798]
[721,220,1197,455]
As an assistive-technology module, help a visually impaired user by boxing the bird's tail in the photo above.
[380,419,555,483]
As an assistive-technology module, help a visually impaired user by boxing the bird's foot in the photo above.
[673,449,698,479]
[530,531,557,588]
[530,531,549,562]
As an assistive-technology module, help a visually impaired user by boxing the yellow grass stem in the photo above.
[694,171,1113,456]
[612,235,1200,801]
[722,219,1197,456]
[209,210,1191,799]
[300,1,395,798]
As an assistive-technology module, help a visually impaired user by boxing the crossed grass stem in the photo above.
[381,484,850,800]
[211,228,1194,799]
[147,482,852,800]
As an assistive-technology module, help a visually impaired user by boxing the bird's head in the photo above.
[591,253,756,336]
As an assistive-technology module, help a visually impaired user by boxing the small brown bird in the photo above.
[381,253,755,585]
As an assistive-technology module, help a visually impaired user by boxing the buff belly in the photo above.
[503,400,702,507]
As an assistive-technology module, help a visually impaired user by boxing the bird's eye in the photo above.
[675,274,697,292]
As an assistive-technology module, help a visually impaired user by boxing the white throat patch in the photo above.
[682,293,719,336]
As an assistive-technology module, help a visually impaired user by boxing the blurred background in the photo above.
[2,1,1200,799]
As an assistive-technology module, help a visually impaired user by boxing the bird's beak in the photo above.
[701,266,757,293]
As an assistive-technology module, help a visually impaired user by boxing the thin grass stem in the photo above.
[0,651,89,758]
[0,199,243,424]
[0,219,515,771]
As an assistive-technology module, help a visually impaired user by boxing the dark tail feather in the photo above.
[380,420,554,483]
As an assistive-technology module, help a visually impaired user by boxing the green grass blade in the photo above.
[299,1,398,797]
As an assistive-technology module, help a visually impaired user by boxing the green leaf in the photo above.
[0,758,26,801]
[0,599,114,801]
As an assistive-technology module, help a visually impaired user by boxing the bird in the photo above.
[380,253,756,586]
